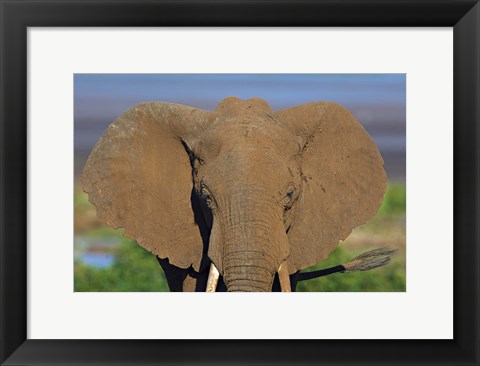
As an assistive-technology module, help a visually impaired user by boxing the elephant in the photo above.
[81,96,388,292]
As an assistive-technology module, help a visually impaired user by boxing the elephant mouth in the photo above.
[205,261,291,292]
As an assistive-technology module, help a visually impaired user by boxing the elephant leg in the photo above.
[157,256,249,292]
[183,275,199,292]
[157,257,190,292]
[157,256,226,292]
[289,272,300,291]
[271,272,299,292]
[181,264,229,291]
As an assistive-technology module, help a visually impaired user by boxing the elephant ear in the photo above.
[81,102,213,271]
[274,102,387,273]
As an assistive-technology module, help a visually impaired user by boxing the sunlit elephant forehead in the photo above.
[202,119,297,156]
[208,147,296,189]
[214,96,272,115]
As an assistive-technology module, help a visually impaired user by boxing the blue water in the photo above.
[81,253,115,268]
[75,236,119,268]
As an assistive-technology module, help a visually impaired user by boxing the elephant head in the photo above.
[82,97,386,292]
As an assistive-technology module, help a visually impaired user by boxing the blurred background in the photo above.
[74,74,406,292]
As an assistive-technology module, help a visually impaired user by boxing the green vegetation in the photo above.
[74,182,406,292]
[377,183,406,217]
[75,235,169,292]
[296,246,405,292]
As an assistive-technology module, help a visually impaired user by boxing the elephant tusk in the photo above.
[278,261,291,292]
[206,263,220,292]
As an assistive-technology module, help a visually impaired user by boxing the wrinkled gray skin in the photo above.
[82,97,386,292]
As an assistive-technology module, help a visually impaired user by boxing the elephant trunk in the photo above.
[223,250,276,292]
[219,195,284,292]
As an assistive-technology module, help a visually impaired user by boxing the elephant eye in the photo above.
[282,185,297,209]
[200,185,214,208]
[287,185,296,197]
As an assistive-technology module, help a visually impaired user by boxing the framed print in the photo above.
[1,1,479,365]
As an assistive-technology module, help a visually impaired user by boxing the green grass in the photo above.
[74,182,406,292]
[377,183,406,217]
[75,237,169,292]
[296,246,405,292]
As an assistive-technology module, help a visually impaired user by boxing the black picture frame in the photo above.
[1,1,479,365]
